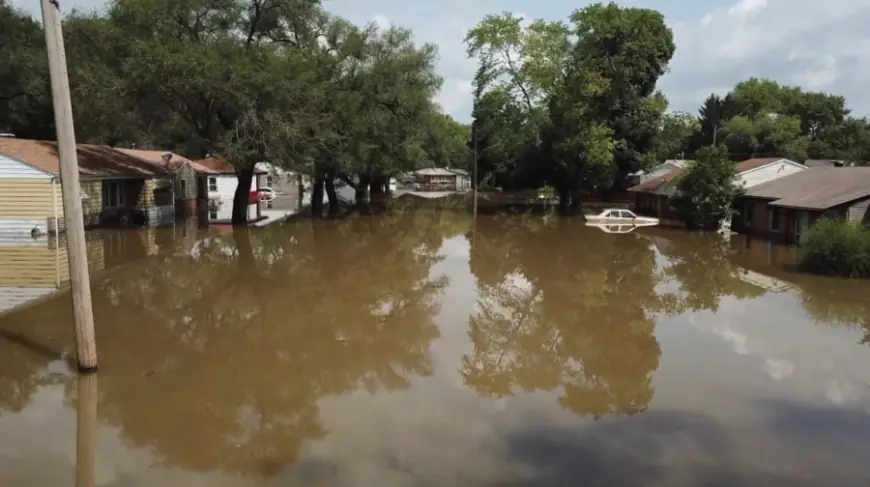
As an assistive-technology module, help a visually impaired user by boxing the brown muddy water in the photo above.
[1,199,870,486]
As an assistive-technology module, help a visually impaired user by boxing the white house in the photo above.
[193,157,266,222]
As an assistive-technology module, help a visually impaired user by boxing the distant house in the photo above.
[628,159,690,186]
[191,157,266,222]
[629,157,807,221]
[0,137,176,234]
[805,159,854,168]
[116,148,219,217]
[732,167,870,244]
[414,168,471,191]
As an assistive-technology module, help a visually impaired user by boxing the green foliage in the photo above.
[466,2,675,203]
[799,218,870,277]
[670,145,742,230]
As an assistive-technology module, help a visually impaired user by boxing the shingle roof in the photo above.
[116,148,219,174]
[0,138,173,177]
[743,167,870,210]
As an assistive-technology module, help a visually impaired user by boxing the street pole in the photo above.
[41,0,98,372]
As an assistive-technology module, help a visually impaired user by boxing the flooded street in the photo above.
[2,197,870,486]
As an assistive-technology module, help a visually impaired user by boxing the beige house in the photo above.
[0,137,176,234]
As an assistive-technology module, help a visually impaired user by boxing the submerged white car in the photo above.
[585,209,659,225]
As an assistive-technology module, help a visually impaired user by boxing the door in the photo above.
[794,211,809,242]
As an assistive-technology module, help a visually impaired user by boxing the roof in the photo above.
[627,167,682,193]
[743,167,870,210]
[628,157,799,194]
[192,157,266,174]
[416,168,459,176]
[116,148,219,174]
[447,168,469,176]
[0,138,174,177]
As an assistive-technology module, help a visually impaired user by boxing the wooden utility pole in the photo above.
[41,0,98,371]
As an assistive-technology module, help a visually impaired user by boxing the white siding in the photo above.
[204,174,260,222]
[0,154,51,179]
[0,219,49,234]
[741,160,806,188]
[206,174,258,199]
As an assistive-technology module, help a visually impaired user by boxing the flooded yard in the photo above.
[1,197,870,486]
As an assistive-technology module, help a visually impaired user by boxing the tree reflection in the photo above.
[0,196,466,475]
[463,216,663,417]
[649,230,766,312]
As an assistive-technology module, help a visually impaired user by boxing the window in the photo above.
[180,179,187,195]
[266,175,273,187]
[101,181,126,208]
[209,210,218,219]
[769,208,780,231]
[208,177,217,192]
[744,202,754,227]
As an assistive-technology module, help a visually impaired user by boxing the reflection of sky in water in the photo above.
[2,234,870,486]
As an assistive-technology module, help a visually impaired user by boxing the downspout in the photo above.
[52,177,58,233]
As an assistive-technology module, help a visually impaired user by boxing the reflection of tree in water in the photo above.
[1,199,466,475]
[650,230,765,312]
[463,216,663,417]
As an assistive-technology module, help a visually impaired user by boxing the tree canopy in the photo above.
[0,0,471,221]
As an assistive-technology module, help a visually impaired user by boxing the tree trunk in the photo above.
[232,166,255,225]
[325,171,339,215]
[296,173,304,210]
[356,173,371,202]
[311,168,325,217]
[557,185,570,215]
[370,175,388,197]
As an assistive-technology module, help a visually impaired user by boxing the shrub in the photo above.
[799,218,870,277]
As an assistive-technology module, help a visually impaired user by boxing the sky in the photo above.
[12,0,870,122]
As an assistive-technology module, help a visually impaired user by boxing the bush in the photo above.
[799,218,870,277]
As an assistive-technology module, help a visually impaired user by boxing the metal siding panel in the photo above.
[0,154,51,179]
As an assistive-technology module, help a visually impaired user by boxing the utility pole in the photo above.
[41,0,98,372]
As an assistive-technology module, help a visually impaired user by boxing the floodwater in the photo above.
[2,196,870,486]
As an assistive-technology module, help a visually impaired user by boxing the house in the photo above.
[629,157,807,221]
[191,157,266,222]
[0,137,176,234]
[414,168,471,191]
[732,167,870,244]
[115,149,219,217]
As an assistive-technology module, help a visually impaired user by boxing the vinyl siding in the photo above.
[0,178,55,220]
[0,154,52,179]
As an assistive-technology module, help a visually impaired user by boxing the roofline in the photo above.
[738,158,805,176]
[769,193,870,211]
[0,151,58,176]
